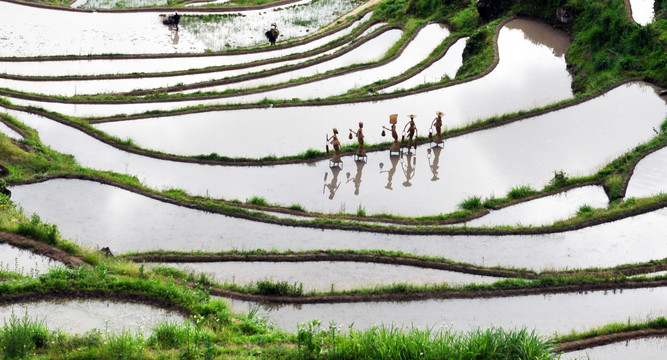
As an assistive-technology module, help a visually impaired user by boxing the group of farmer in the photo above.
[326,112,445,166]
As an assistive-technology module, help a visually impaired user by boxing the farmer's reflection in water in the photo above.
[427,146,442,181]
[171,31,180,45]
[345,161,366,195]
[402,152,416,187]
[323,167,342,199]
[379,156,400,190]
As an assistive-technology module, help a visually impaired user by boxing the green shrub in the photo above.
[577,204,594,216]
[16,214,59,245]
[508,185,537,200]
[255,280,304,297]
[549,170,568,188]
[459,196,483,210]
[0,311,50,359]
[245,196,268,206]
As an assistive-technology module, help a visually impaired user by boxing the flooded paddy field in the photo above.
[628,0,655,25]
[0,0,365,56]
[561,336,667,360]
[625,146,667,199]
[1,0,667,356]
[5,81,664,216]
[6,18,574,120]
[466,186,609,227]
[0,121,22,140]
[221,286,667,333]
[9,179,667,271]
[0,243,61,276]
[157,261,502,292]
[0,300,185,335]
[0,11,373,77]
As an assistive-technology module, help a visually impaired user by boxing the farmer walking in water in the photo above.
[265,23,279,45]
[172,12,181,31]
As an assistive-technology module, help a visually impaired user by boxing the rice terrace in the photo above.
[0,0,666,358]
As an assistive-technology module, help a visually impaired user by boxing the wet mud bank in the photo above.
[557,328,667,353]
[205,281,667,304]
[0,232,87,268]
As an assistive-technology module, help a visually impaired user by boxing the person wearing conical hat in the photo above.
[349,122,365,157]
[326,128,342,163]
[403,114,418,150]
[431,111,444,144]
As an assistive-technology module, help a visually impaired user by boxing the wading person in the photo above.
[172,12,181,31]
[349,122,366,159]
[381,114,400,155]
[265,23,279,45]
[403,114,418,151]
[430,111,444,144]
[326,128,342,165]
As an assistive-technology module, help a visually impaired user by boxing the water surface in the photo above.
[561,336,667,360]
[220,287,667,334]
[10,179,667,271]
[625,146,667,199]
[0,243,60,276]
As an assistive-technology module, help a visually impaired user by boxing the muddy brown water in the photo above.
[6,81,664,217]
[0,299,185,335]
[561,336,667,360]
[466,186,609,227]
[0,243,61,276]
[217,287,667,334]
[625,146,667,199]
[9,179,667,271]
[157,261,502,292]
[0,12,372,76]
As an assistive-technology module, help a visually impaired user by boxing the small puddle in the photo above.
[159,261,502,292]
[381,37,466,93]
[561,336,667,360]
[0,243,61,276]
[625,146,667,199]
[0,12,372,76]
[466,186,609,227]
[629,0,655,25]
[9,179,667,271]
[218,287,667,334]
[0,299,185,335]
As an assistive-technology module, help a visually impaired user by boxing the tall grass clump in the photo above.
[245,196,268,206]
[98,329,145,360]
[459,196,483,210]
[297,325,558,359]
[508,185,538,200]
[16,214,59,245]
[255,280,304,296]
[0,311,50,359]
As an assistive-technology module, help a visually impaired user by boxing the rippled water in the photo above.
[0,243,60,276]
[562,336,667,360]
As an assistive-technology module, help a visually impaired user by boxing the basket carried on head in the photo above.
[389,114,398,124]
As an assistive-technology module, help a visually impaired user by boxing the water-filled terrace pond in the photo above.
[0,300,185,335]
[0,243,61,277]
[10,179,667,270]
[561,336,667,360]
[220,287,667,333]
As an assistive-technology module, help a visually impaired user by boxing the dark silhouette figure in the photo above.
[403,114,418,151]
[172,12,181,31]
[265,23,280,45]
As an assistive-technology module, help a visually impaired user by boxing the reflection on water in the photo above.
[346,160,365,195]
[323,167,341,199]
[427,146,443,181]
[561,336,667,360]
[505,19,569,57]
[221,287,667,333]
[379,156,400,190]
[401,152,416,187]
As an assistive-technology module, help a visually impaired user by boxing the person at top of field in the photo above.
[172,12,181,31]
[265,23,280,45]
